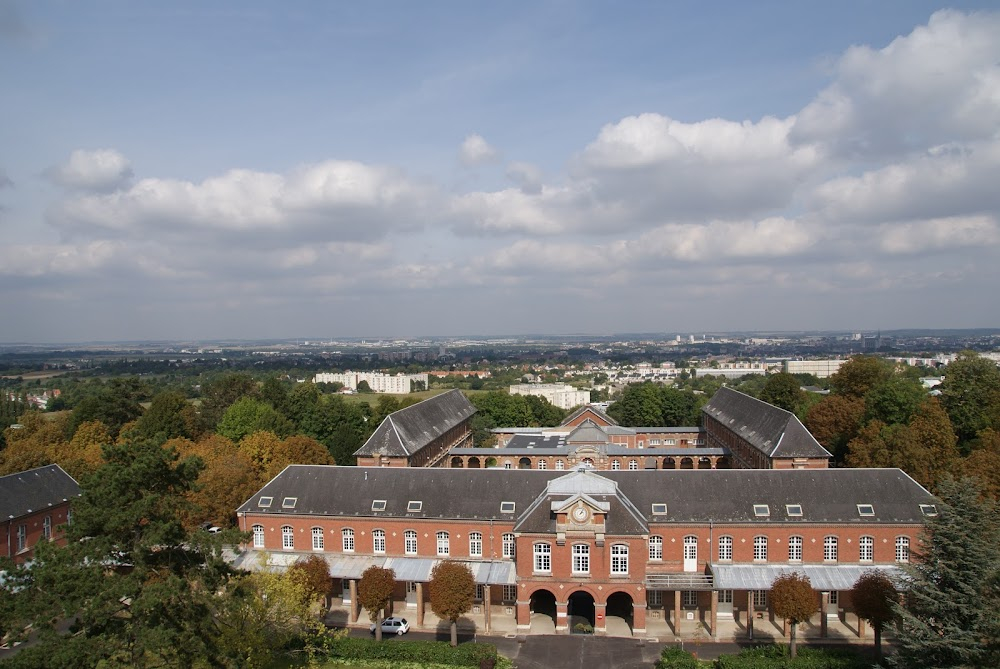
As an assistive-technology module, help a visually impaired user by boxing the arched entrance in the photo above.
[529,589,557,631]
[568,590,595,633]
[468,456,481,468]
[518,457,532,469]
[680,457,694,470]
[451,456,463,468]
[606,592,634,634]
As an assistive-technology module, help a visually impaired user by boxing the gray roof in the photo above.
[0,464,81,521]
[503,434,566,450]
[702,387,831,460]
[710,564,906,591]
[239,466,934,528]
[565,420,611,445]
[354,389,476,458]
[562,404,618,427]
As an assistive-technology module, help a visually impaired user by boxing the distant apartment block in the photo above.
[783,359,848,378]
[313,371,429,394]
[509,383,591,410]
[691,363,768,379]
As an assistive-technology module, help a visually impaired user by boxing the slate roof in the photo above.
[354,389,475,458]
[702,387,831,460]
[565,420,611,445]
[0,464,81,521]
[239,466,934,528]
[503,434,566,449]
[561,405,618,427]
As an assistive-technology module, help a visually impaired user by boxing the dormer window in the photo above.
[258,496,273,508]
[857,504,875,517]
[407,501,423,512]
[282,497,297,509]
[753,504,770,517]
[372,500,387,512]
[785,504,802,517]
[651,503,668,515]
[919,504,938,517]
[500,502,516,514]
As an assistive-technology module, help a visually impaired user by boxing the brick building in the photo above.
[1,464,81,564]
[354,389,475,467]
[236,465,932,638]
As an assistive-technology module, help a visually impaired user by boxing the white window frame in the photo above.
[373,529,386,554]
[572,544,590,574]
[502,584,517,602]
[537,460,546,470]
[404,530,418,555]
[859,536,874,562]
[788,536,803,562]
[312,526,325,550]
[555,460,564,470]
[719,589,733,604]
[611,460,621,470]
[649,535,663,561]
[437,531,450,556]
[534,542,551,573]
[628,459,638,471]
[469,531,483,557]
[896,536,910,563]
[252,524,265,548]
[753,536,767,562]
[342,528,355,552]
[718,536,733,562]
[611,544,629,575]
[281,525,294,550]
[502,533,515,559]
[16,524,27,552]
[42,515,52,540]
[753,590,768,609]
[824,536,838,562]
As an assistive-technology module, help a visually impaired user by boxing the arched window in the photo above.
[373,529,386,554]
[555,460,564,470]
[718,536,733,562]
[788,536,803,562]
[537,460,547,470]
[533,543,551,573]
[572,544,590,574]
[859,536,874,562]
[753,536,767,561]
[312,527,325,550]
[502,533,515,559]
[342,528,355,552]
[628,459,639,471]
[437,531,450,556]
[281,526,294,550]
[469,531,483,557]
[648,535,663,561]
[404,530,418,555]
[611,544,629,574]
[503,460,512,470]
[896,536,910,563]
[252,524,264,548]
[683,535,697,564]
[611,460,621,470]
[824,536,838,562]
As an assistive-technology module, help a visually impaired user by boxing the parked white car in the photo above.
[370,616,409,635]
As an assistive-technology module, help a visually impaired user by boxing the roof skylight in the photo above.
[753,504,770,517]
[258,496,273,508]
[857,504,875,517]
[651,503,668,515]
[785,504,803,517]
[282,497,297,509]
[407,501,423,512]
[500,502,515,513]
[372,500,387,512]
[919,504,938,517]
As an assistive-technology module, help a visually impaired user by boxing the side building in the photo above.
[354,389,476,467]
[236,466,935,639]
[1,464,82,564]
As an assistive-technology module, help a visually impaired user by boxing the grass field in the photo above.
[336,388,492,407]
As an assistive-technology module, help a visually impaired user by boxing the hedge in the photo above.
[656,647,700,669]
[321,637,498,668]
[714,645,872,669]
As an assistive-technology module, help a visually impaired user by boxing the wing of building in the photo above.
[1,464,81,563]
[235,465,933,638]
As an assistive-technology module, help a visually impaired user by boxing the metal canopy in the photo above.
[710,563,906,591]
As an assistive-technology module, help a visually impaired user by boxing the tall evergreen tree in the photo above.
[891,477,1000,669]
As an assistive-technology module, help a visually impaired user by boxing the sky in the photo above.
[1,1,999,342]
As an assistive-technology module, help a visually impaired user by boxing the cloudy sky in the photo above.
[2,1,999,342]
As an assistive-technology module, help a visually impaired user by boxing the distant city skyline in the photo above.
[1,1,999,342]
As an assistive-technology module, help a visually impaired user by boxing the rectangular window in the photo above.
[502,585,517,602]
[342,529,355,552]
[665,439,675,446]
[502,533,515,559]
[281,526,294,550]
[611,544,628,575]
[788,536,803,562]
[651,503,668,515]
[857,504,875,517]
[896,536,910,563]
[16,524,27,552]
[469,532,483,557]
[371,500,387,512]
[252,524,265,548]
[919,504,937,516]
[647,590,663,606]
[824,536,838,562]
[42,516,52,540]
[282,497,297,509]
[405,530,418,555]
[534,543,551,573]
[718,536,733,562]
[437,532,450,556]
[650,439,660,446]
[719,590,733,604]
[500,502,516,513]
[753,590,768,609]
[407,501,423,512]
[753,504,770,517]
[258,496,273,508]
[682,591,697,608]
[476,584,485,601]
[860,536,874,562]
[373,529,386,554]
[312,527,325,550]
[753,536,767,561]
[649,536,663,561]
[572,544,590,574]
[829,590,839,605]
[785,504,803,517]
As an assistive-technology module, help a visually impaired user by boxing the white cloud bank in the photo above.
[44,149,134,192]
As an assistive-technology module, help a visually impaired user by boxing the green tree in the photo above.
[851,569,898,663]
[891,477,1000,669]
[65,382,145,440]
[217,396,293,442]
[358,566,396,642]
[829,355,893,399]
[131,390,200,444]
[939,351,1000,451]
[200,372,260,428]
[863,375,926,426]
[288,554,333,609]
[963,429,1000,500]
[260,375,290,415]
[0,439,234,668]
[607,382,662,426]
[356,380,373,393]
[769,573,816,659]
[759,373,806,413]
[429,560,475,647]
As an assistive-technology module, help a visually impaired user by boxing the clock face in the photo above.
[572,506,589,522]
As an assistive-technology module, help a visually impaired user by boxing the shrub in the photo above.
[714,645,871,669]
[322,636,498,667]
[656,646,699,669]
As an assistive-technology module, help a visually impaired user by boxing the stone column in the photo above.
[710,590,718,638]
[349,579,359,623]
[484,585,492,633]
[820,591,829,638]
[416,582,425,627]
[674,590,682,637]
[747,591,754,640]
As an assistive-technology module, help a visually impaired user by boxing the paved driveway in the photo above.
[495,635,662,669]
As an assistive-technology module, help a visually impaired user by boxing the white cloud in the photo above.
[458,134,500,166]
[45,149,134,192]
[878,215,999,255]
[505,161,543,194]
